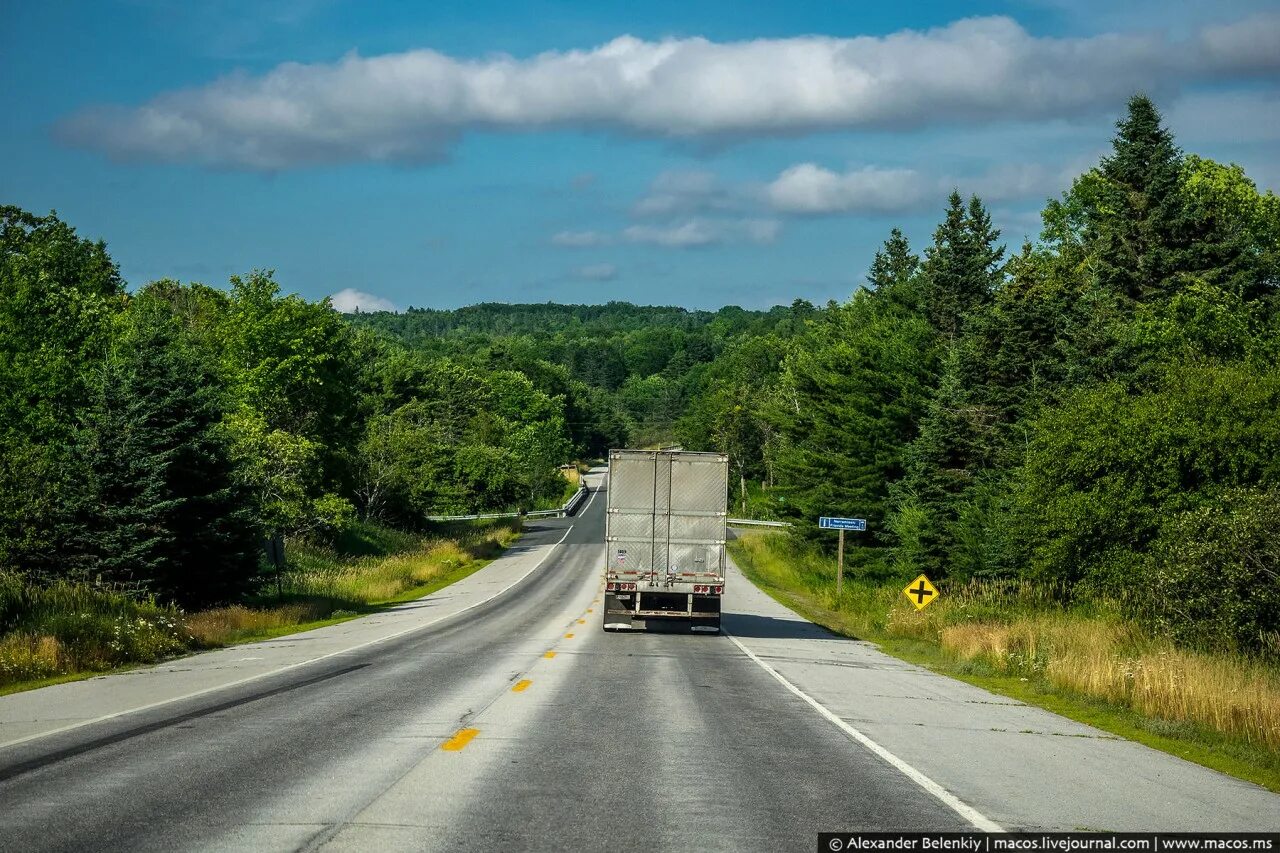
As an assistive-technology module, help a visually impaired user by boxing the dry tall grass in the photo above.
[188,521,521,647]
[941,619,1280,751]
[0,633,64,682]
[185,602,331,646]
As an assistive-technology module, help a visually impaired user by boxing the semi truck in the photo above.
[602,449,729,632]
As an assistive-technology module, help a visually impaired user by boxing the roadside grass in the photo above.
[0,574,189,690]
[728,531,1280,792]
[0,518,521,693]
[187,518,521,646]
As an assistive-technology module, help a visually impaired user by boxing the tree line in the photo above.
[0,239,579,607]
[676,96,1280,654]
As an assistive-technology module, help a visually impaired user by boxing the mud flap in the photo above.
[602,591,639,631]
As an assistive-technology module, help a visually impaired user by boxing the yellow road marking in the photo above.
[565,632,575,639]
[441,728,479,751]
[586,608,593,613]
[577,619,586,624]
[544,651,556,659]
[512,679,532,693]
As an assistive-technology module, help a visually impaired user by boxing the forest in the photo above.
[1,95,1277,669]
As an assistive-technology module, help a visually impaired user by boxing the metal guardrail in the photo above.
[727,518,792,528]
[426,483,590,522]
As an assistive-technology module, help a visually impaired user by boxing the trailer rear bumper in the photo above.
[602,590,721,632]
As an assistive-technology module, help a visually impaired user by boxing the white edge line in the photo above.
[1,509,582,751]
[723,631,1003,832]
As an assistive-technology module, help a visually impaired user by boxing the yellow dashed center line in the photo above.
[512,679,532,693]
[577,619,586,624]
[565,632,575,639]
[441,728,479,751]
[544,651,556,659]
[586,608,593,613]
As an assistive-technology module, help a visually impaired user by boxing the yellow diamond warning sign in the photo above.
[903,574,939,611]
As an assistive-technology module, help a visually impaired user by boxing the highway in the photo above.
[1,471,1277,851]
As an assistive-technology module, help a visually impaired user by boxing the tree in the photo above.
[920,192,1003,338]
[70,295,262,607]
[1092,94,1194,302]
[770,291,940,537]
[1179,155,1280,303]
[1012,362,1280,592]
[222,270,364,487]
[0,208,124,574]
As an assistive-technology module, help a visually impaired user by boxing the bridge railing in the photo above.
[426,483,590,523]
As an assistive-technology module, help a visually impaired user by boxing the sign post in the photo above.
[837,528,845,599]
[819,517,866,600]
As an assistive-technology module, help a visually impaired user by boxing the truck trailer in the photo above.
[602,449,729,632]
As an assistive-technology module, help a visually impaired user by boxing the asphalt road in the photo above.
[1,473,1276,851]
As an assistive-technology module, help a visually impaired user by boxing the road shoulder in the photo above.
[722,558,1280,831]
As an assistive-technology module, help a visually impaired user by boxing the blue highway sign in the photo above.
[819,516,866,531]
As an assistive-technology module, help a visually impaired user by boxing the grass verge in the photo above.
[728,531,1280,793]
[0,518,521,694]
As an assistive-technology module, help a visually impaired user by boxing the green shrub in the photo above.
[1146,487,1280,656]
[1015,362,1280,591]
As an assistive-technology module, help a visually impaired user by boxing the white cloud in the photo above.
[765,161,1081,215]
[55,14,1280,169]
[767,165,932,215]
[573,263,618,281]
[622,218,781,248]
[329,288,397,313]
[551,229,611,247]
[631,169,742,217]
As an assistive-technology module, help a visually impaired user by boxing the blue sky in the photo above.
[3,1,1278,311]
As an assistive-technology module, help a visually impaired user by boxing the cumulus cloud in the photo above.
[551,229,611,247]
[765,162,1079,215]
[631,170,742,217]
[573,263,618,281]
[54,14,1280,169]
[767,165,932,214]
[622,218,781,248]
[329,288,397,313]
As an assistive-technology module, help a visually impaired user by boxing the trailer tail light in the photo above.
[715,586,723,594]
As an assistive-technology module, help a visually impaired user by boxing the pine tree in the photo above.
[72,297,262,607]
[1094,94,1192,302]
[964,195,1005,293]
[921,192,1003,338]
[868,228,920,291]
[770,294,940,535]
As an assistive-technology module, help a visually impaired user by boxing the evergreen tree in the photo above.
[868,228,920,292]
[1094,94,1193,302]
[72,297,262,607]
[888,195,1005,576]
[770,292,940,536]
[920,192,1003,338]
